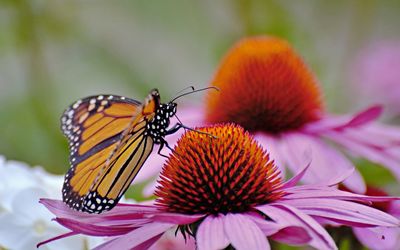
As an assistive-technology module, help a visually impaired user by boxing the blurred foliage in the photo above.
[0,0,399,184]
[356,159,398,192]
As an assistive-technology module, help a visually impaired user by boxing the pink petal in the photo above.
[338,105,382,129]
[248,211,313,244]
[283,185,399,204]
[41,199,158,224]
[282,133,366,193]
[196,214,230,250]
[280,162,311,189]
[151,212,204,224]
[174,105,207,127]
[94,222,174,250]
[149,230,195,250]
[389,200,400,218]
[37,232,78,248]
[134,153,166,183]
[353,227,400,250]
[360,123,400,143]
[271,226,312,245]
[280,199,400,227]
[339,125,399,149]
[323,130,400,180]
[304,106,383,133]
[303,115,348,133]
[248,214,288,236]
[40,199,95,220]
[324,168,355,187]
[254,133,286,178]
[257,204,337,250]
[132,234,163,250]
[223,213,270,250]
[55,217,135,236]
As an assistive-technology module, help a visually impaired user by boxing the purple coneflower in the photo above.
[170,36,400,194]
[40,124,399,250]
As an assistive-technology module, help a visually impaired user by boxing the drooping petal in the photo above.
[353,227,399,250]
[55,217,136,236]
[280,199,400,227]
[37,232,78,248]
[323,129,400,180]
[257,204,337,250]
[303,106,383,133]
[223,213,270,250]
[41,199,158,224]
[281,133,366,193]
[271,226,312,245]
[335,105,383,129]
[93,222,174,250]
[196,214,230,250]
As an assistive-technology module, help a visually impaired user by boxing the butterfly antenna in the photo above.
[174,86,195,96]
[170,86,219,103]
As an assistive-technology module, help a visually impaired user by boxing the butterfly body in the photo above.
[61,89,178,213]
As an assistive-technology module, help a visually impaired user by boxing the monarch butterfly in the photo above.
[61,87,214,214]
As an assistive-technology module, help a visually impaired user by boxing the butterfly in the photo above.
[61,88,213,214]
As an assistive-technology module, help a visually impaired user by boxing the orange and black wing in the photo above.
[81,90,160,213]
[61,94,143,212]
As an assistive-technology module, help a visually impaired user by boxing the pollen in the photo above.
[155,124,284,215]
[206,36,323,134]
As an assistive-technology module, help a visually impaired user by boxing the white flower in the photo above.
[0,156,104,250]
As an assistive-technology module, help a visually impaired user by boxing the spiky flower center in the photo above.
[206,36,323,134]
[155,124,283,215]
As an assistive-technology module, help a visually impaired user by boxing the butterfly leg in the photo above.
[157,140,168,158]
[158,138,175,158]
[166,123,199,134]
[165,123,184,135]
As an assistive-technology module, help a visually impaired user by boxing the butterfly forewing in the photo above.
[61,89,178,213]
[61,95,142,212]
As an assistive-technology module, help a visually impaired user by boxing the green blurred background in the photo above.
[1,0,399,176]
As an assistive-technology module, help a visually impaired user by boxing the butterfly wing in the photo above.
[82,90,160,213]
[61,95,143,212]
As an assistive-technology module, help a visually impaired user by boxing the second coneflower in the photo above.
[173,36,400,194]
[39,124,399,250]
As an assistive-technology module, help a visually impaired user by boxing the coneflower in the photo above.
[39,124,399,250]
